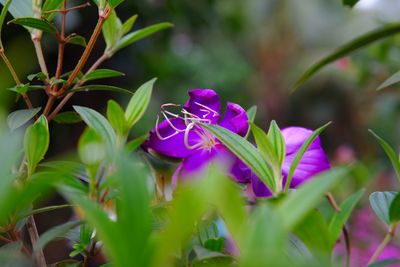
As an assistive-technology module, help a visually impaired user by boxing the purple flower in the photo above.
[143,89,249,186]
[249,127,331,197]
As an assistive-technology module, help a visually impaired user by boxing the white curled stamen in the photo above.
[155,115,183,140]
[184,122,202,150]
[193,101,219,118]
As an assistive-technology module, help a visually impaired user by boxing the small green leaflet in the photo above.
[9,17,56,33]
[369,191,397,225]
[83,69,125,82]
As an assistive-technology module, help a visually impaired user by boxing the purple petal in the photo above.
[183,89,220,124]
[281,127,330,187]
[219,102,249,137]
[251,176,273,197]
[144,118,201,158]
[230,158,252,184]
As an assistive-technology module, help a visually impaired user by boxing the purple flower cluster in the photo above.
[144,89,330,195]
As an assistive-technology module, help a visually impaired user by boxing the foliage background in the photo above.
[2,0,400,264]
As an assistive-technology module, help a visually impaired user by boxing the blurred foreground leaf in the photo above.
[369,191,397,225]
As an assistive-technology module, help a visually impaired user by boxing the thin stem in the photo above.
[54,0,67,83]
[0,50,34,109]
[43,2,90,14]
[326,192,341,212]
[43,96,56,117]
[343,226,350,267]
[32,36,50,84]
[368,223,398,264]
[58,7,111,95]
[47,52,110,121]
[27,215,46,267]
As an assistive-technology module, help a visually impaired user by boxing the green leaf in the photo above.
[328,188,365,246]
[83,69,124,82]
[369,130,400,182]
[0,0,12,49]
[125,134,148,153]
[42,0,63,21]
[377,70,400,91]
[0,0,32,20]
[193,245,228,262]
[108,0,124,8]
[343,0,359,8]
[294,23,400,90]
[34,221,82,253]
[28,72,47,82]
[389,192,400,223]
[278,166,349,230]
[368,259,400,267]
[240,204,287,267]
[66,34,87,47]
[74,106,116,149]
[107,100,127,135]
[54,111,82,124]
[7,83,30,94]
[202,124,276,192]
[71,84,133,95]
[20,204,73,218]
[250,123,279,169]
[244,106,257,139]
[125,78,156,128]
[78,127,105,167]
[294,210,331,259]
[267,120,285,167]
[369,191,397,225]
[24,115,49,176]
[9,17,56,33]
[121,15,137,35]
[7,107,41,130]
[113,23,173,54]
[102,9,122,50]
[284,122,331,192]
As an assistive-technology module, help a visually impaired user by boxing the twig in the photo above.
[368,222,398,264]
[32,34,50,85]
[47,52,110,121]
[0,49,34,109]
[58,7,111,95]
[43,2,90,14]
[27,215,46,267]
[54,0,67,83]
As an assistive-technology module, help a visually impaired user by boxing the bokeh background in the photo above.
[2,0,400,265]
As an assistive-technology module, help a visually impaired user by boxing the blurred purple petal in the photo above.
[281,127,330,187]
[183,89,220,124]
[219,102,249,137]
[251,175,273,197]
[144,118,201,158]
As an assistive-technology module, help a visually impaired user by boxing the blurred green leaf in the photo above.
[28,71,47,82]
[107,99,127,135]
[202,123,276,192]
[342,0,359,8]
[9,17,56,33]
[0,0,32,19]
[84,69,124,82]
[328,189,364,246]
[125,78,156,128]
[294,210,331,261]
[369,130,400,182]
[294,23,400,90]
[121,14,137,35]
[78,127,105,168]
[368,259,400,267]
[113,23,173,54]
[278,166,349,230]
[0,0,12,49]
[389,192,400,223]
[369,191,397,225]
[7,107,41,130]
[66,34,87,47]
[7,83,30,94]
[125,134,148,153]
[244,106,257,139]
[20,204,73,218]
[42,0,63,21]
[240,204,287,267]
[377,70,400,91]
[284,122,331,191]
[193,245,228,262]
[24,115,49,176]
[54,111,82,124]
[72,84,133,94]
[34,220,82,253]
[74,105,116,149]
[267,120,285,167]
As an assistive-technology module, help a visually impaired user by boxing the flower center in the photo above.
[155,102,220,151]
